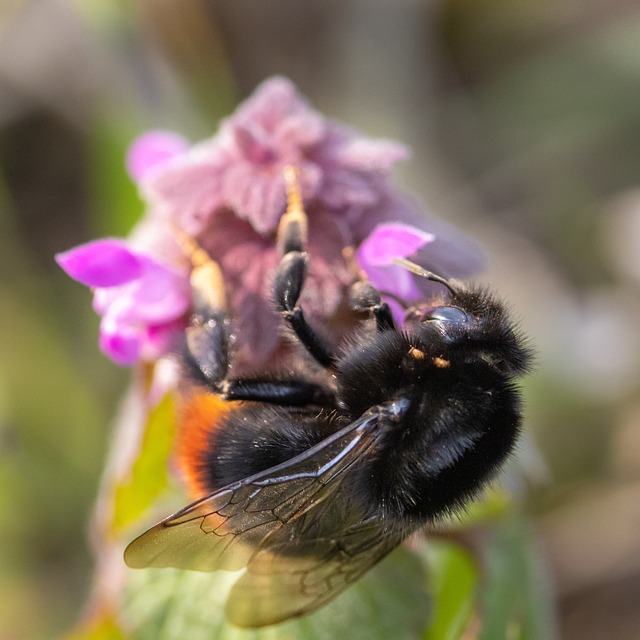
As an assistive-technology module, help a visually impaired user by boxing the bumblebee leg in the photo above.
[348,280,396,332]
[185,305,335,407]
[273,251,336,368]
[183,308,232,387]
[222,378,335,408]
[272,166,336,369]
[183,263,335,407]
[176,231,235,388]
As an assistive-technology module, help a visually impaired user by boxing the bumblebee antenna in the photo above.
[392,257,458,297]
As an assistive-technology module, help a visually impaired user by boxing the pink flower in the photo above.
[139,77,411,237]
[56,239,190,366]
[58,76,484,368]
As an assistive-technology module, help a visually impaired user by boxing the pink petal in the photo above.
[222,161,322,235]
[132,258,191,323]
[126,130,189,182]
[350,192,485,279]
[232,77,312,135]
[363,263,422,300]
[231,124,277,165]
[357,223,434,266]
[224,77,325,161]
[276,110,326,152]
[142,321,184,360]
[223,165,287,235]
[99,315,141,366]
[141,144,229,235]
[55,239,142,287]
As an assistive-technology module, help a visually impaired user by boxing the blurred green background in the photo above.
[2,1,640,638]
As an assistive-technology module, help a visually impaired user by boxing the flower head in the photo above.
[140,77,411,238]
[58,76,483,368]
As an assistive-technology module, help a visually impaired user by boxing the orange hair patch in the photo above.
[175,391,234,500]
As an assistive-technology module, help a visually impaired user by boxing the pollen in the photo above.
[433,356,450,368]
[408,346,426,360]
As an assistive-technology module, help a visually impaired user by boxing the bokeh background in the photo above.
[2,1,640,638]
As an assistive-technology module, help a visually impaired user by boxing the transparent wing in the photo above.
[124,403,412,626]
[124,407,390,572]
[224,515,404,627]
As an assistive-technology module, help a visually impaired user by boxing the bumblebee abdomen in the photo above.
[176,391,235,499]
[194,402,340,494]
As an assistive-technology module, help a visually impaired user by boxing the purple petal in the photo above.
[92,287,118,316]
[350,192,485,279]
[364,263,423,300]
[357,223,434,266]
[132,258,191,323]
[318,166,381,212]
[142,321,183,361]
[126,130,189,182]
[55,239,142,287]
[92,259,190,325]
[99,315,141,366]
[92,257,189,366]
[356,223,435,304]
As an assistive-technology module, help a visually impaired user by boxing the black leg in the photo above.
[183,308,232,388]
[176,230,235,387]
[348,280,396,332]
[272,251,336,368]
[222,378,335,408]
[181,260,336,407]
[272,167,337,369]
[178,225,336,408]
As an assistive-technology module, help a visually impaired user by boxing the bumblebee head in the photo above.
[395,259,532,377]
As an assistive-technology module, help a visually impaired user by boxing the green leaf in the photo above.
[479,518,557,640]
[423,541,477,640]
[112,393,176,533]
[123,546,431,640]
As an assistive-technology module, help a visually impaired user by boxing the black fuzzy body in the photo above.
[126,179,534,627]
[193,285,531,531]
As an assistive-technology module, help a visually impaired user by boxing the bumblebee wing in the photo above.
[124,408,384,574]
[225,516,404,627]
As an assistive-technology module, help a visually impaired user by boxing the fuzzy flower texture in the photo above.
[56,77,482,368]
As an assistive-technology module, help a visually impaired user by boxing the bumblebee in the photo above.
[124,167,532,627]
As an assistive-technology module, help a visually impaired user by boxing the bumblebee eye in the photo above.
[426,306,469,326]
